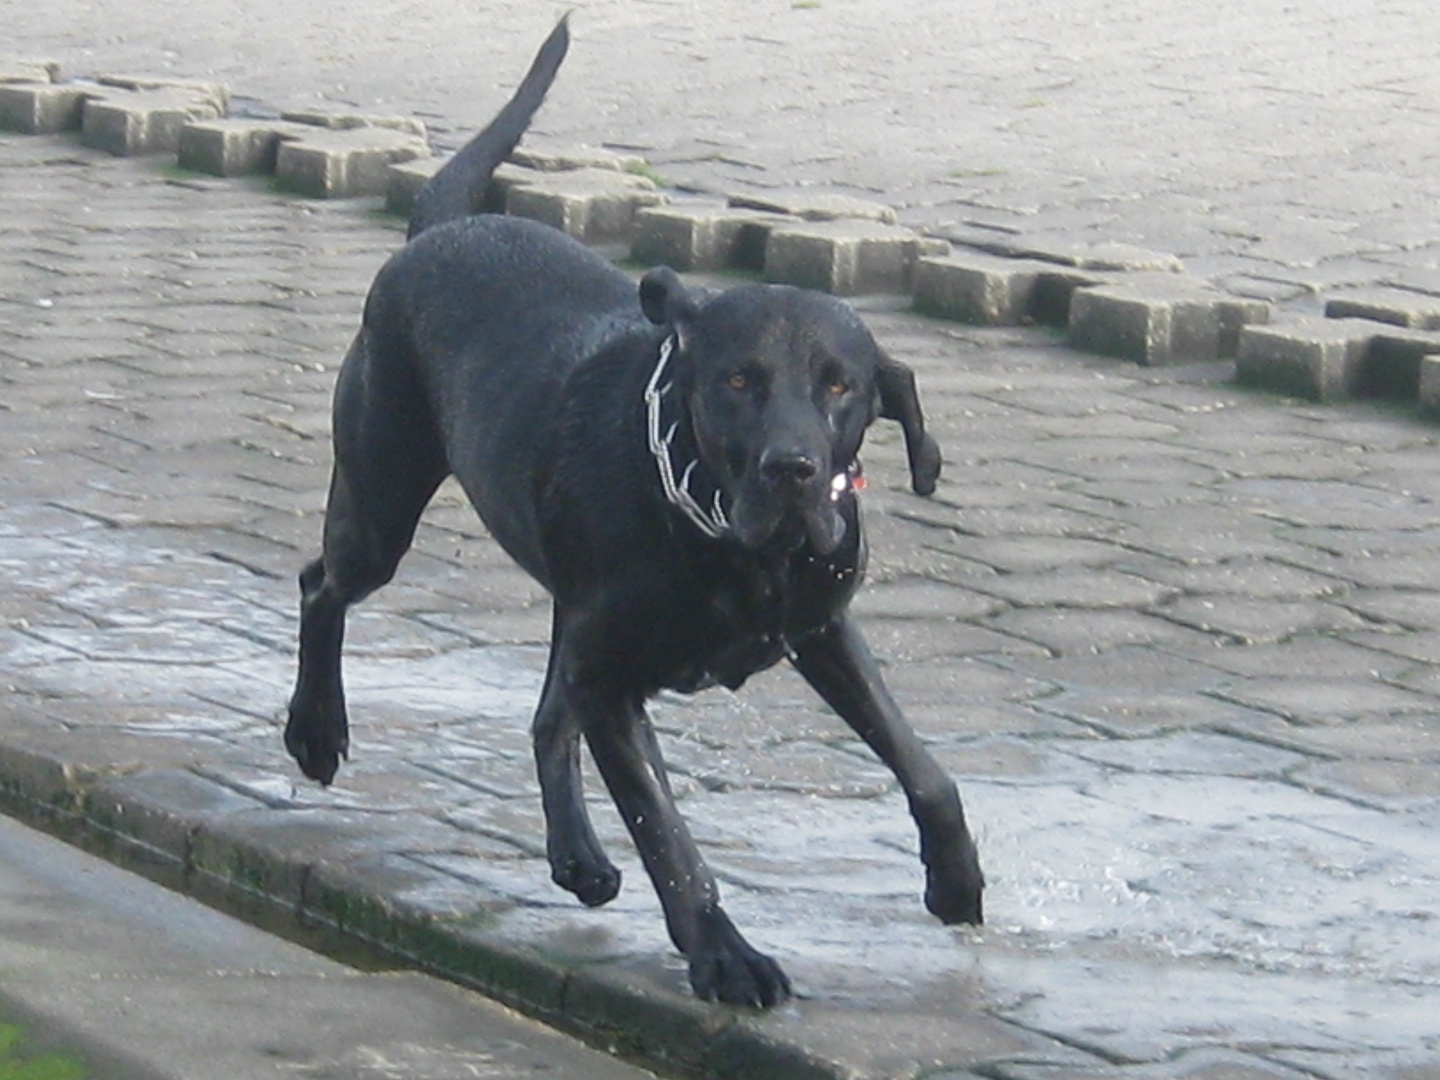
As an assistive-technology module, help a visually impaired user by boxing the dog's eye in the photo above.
[726,372,748,391]
[819,363,849,398]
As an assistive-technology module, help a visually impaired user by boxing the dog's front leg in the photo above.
[285,557,351,784]
[577,687,792,1008]
[791,614,984,925]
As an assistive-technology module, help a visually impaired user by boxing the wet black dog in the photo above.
[285,17,983,1007]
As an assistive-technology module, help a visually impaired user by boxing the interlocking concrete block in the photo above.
[505,168,665,242]
[81,87,226,156]
[1031,268,1115,327]
[275,127,430,198]
[1070,275,1270,365]
[385,156,446,217]
[1418,356,1440,416]
[510,144,647,173]
[1070,279,1214,365]
[1363,326,1440,399]
[0,82,90,134]
[1324,287,1440,330]
[730,190,898,224]
[1235,317,1376,402]
[0,59,60,84]
[950,231,1185,274]
[764,219,947,296]
[177,118,315,177]
[920,254,1102,327]
[280,108,427,138]
[484,162,548,212]
[389,158,548,220]
[1015,238,1184,273]
[913,251,1057,325]
[1217,296,1273,357]
[631,205,794,272]
[96,74,229,113]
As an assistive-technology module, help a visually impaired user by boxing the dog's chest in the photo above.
[662,548,858,693]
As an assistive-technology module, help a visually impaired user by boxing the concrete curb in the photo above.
[0,736,853,1080]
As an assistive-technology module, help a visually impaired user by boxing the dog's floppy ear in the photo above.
[639,267,700,339]
[876,353,942,496]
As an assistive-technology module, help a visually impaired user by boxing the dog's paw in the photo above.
[283,709,348,786]
[926,872,983,926]
[688,912,792,1009]
[552,858,622,908]
[923,835,985,926]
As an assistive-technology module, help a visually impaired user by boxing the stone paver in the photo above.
[762,218,946,295]
[80,84,225,156]
[0,80,89,134]
[504,166,665,242]
[177,117,316,177]
[3,134,1440,1079]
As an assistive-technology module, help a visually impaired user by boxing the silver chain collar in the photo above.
[644,334,731,539]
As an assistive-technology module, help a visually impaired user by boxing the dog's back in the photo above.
[345,16,646,587]
[407,16,570,240]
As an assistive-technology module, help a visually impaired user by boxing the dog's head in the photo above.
[640,267,941,554]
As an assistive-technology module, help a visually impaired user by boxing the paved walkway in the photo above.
[9,0,1440,306]
[2,127,1438,1078]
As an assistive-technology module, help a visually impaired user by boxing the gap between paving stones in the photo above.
[10,52,1440,404]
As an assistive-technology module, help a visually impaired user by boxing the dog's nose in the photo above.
[760,451,820,488]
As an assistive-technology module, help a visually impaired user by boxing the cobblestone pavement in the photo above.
[3,132,1439,1078]
[9,0,1440,306]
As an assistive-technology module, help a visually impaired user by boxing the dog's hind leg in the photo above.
[286,331,447,785]
[578,689,792,1007]
[790,613,985,925]
[534,614,622,907]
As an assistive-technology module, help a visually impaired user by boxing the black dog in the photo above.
[285,17,983,1008]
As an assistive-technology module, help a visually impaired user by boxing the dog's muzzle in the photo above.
[729,455,851,554]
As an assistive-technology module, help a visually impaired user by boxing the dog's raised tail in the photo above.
[407,15,570,240]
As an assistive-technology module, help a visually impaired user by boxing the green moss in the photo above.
[0,1024,87,1080]
[151,161,215,182]
[623,160,668,188]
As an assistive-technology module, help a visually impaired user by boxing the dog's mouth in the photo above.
[728,468,853,555]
